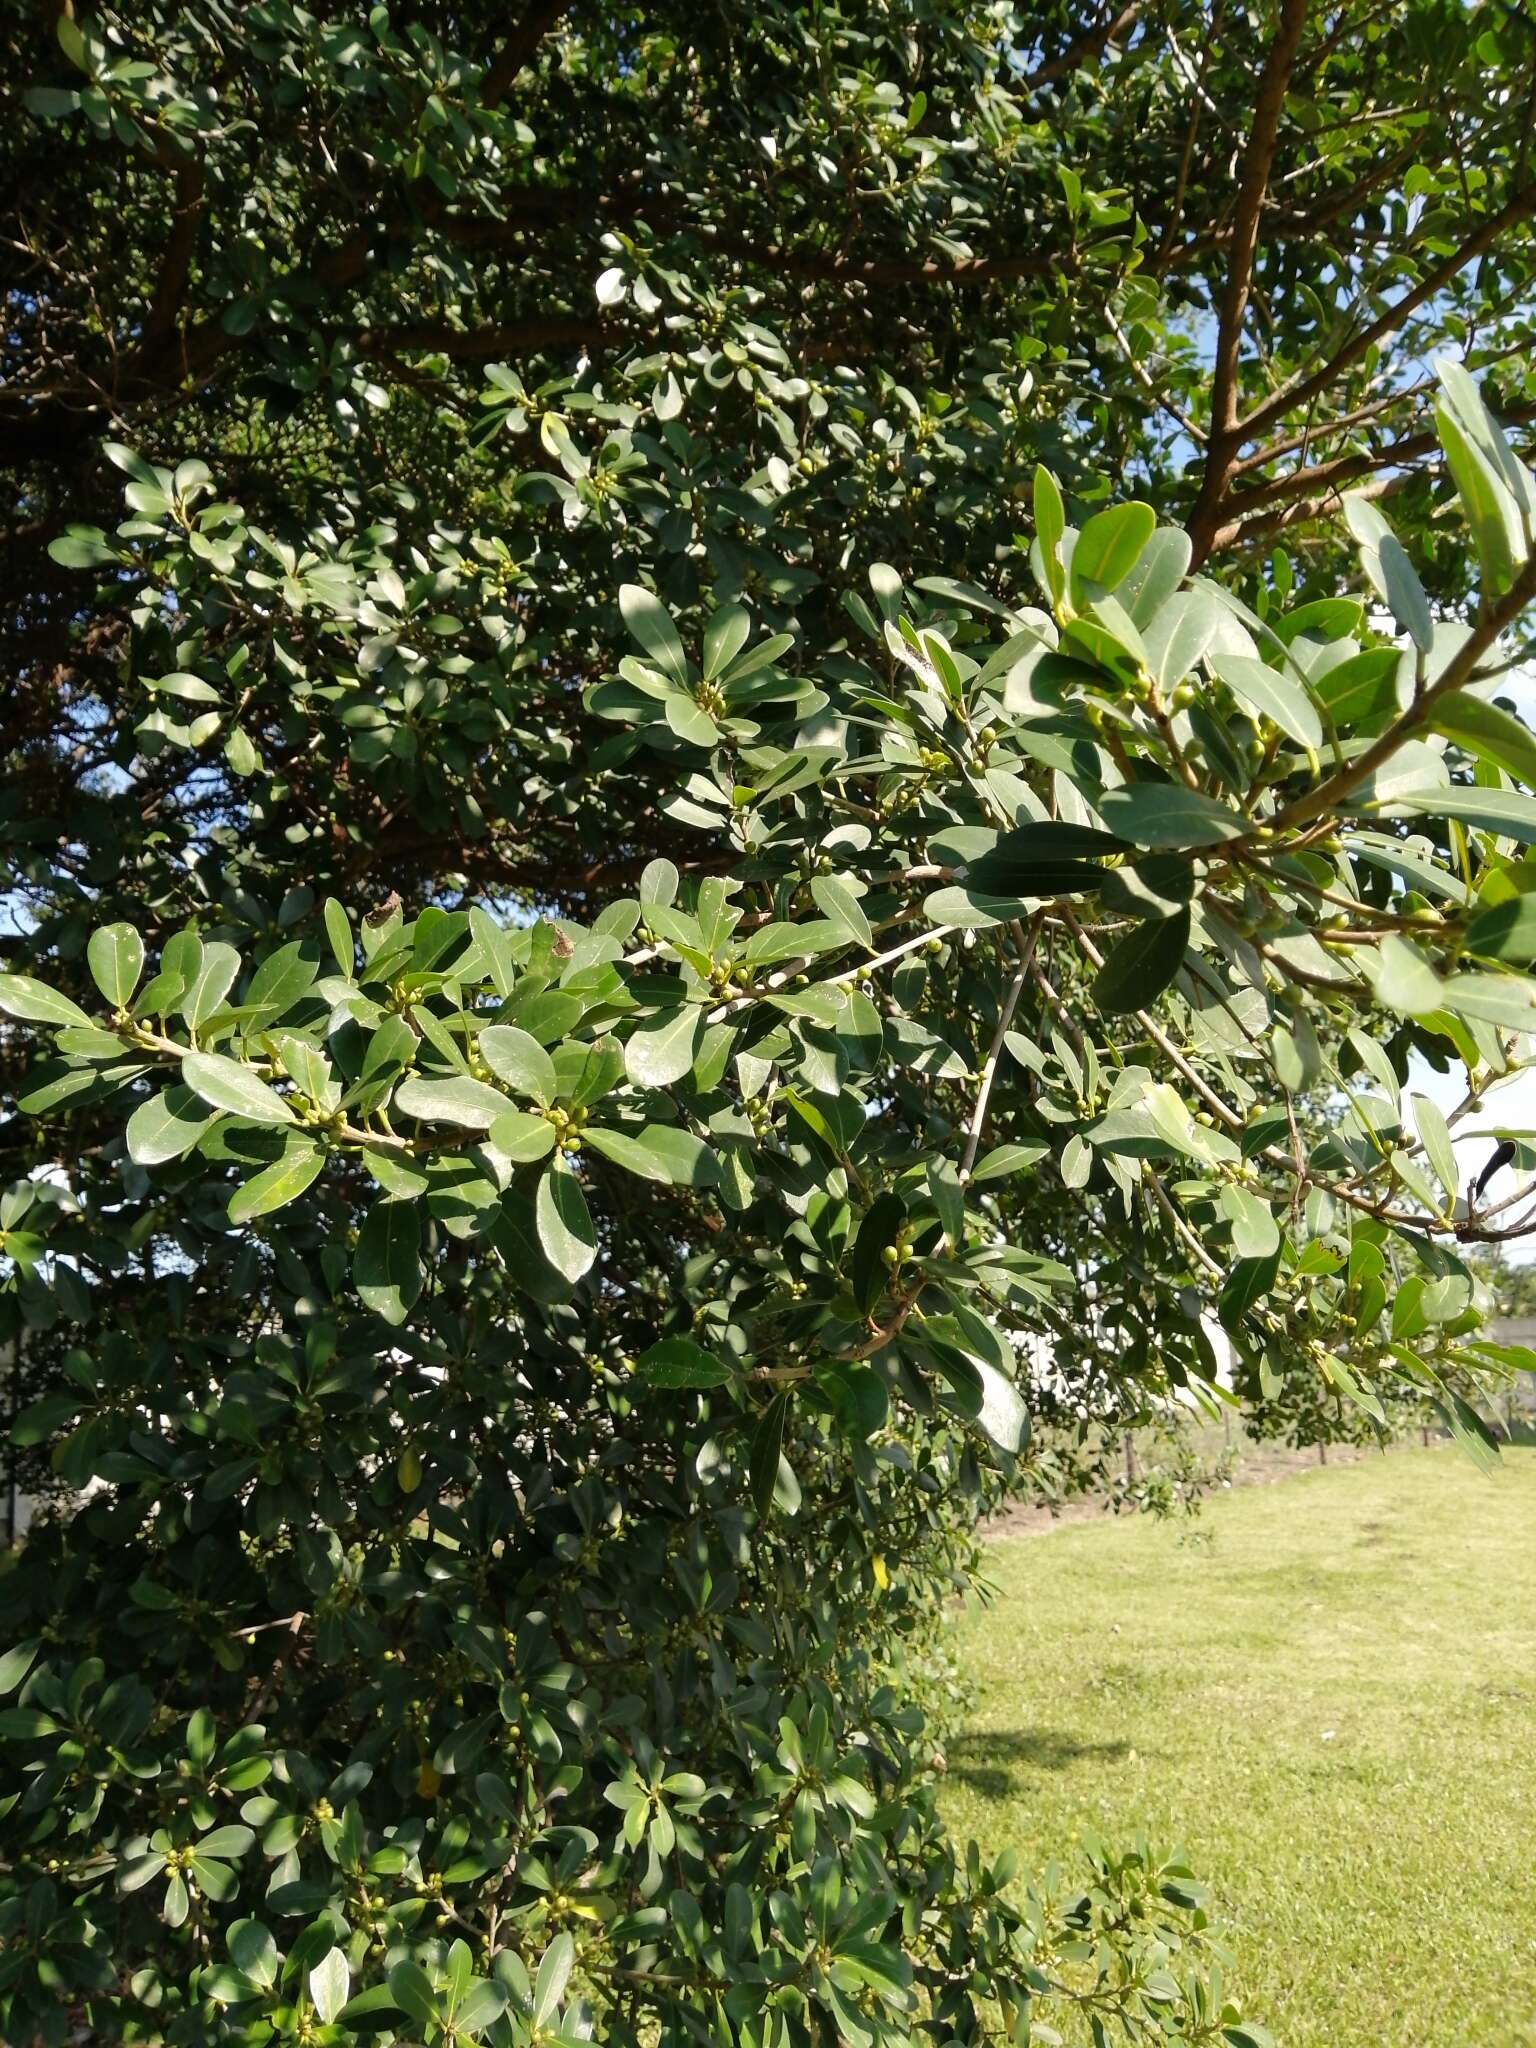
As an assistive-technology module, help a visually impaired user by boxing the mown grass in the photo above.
[942,1447,1536,2048]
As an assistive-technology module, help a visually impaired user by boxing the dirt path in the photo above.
[982,1435,1431,1539]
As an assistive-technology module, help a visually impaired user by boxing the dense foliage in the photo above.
[6,5,1536,2045]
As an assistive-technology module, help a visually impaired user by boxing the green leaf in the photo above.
[1318,1350,1385,1426]
[228,1137,326,1223]
[388,1961,441,2029]
[970,1142,1049,1184]
[455,1980,509,2034]
[229,1922,278,1989]
[0,1706,59,1737]
[1312,647,1401,730]
[624,1006,703,1087]
[532,1933,574,2029]
[355,1199,423,1325]
[202,1966,263,2006]
[1219,1250,1280,1330]
[394,1074,509,1129]
[181,942,241,1031]
[850,1192,907,1314]
[224,724,260,777]
[1211,652,1322,751]
[0,973,93,1029]
[1214,1186,1275,1260]
[619,583,689,686]
[197,1825,254,1860]
[640,860,678,909]
[153,670,222,706]
[1091,908,1190,1013]
[1464,895,1536,964]
[477,1026,558,1103]
[749,1391,792,1517]
[338,1983,406,2029]
[182,1052,295,1126]
[924,865,1106,927]
[1071,501,1156,600]
[1392,787,1536,841]
[47,525,114,566]
[565,1040,628,1115]
[245,941,321,1018]
[636,1337,732,1388]
[535,1163,597,1283]
[0,1640,40,1694]
[1377,534,1435,654]
[1431,692,1536,786]
[1440,972,1536,1031]
[583,1124,718,1186]
[664,692,719,746]
[1369,935,1443,1017]
[309,1949,350,2026]
[1142,587,1222,690]
[1440,1390,1501,1474]
[809,875,873,950]
[1411,1094,1457,1205]
[323,899,354,976]
[487,1109,559,1163]
[1096,784,1248,849]
[1032,466,1066,604]
[1099,852,1194,922]
[964,822,1125,894]
[702,603,751,680]
[1437,400,1519,598]
[127,1085,220,1165]
[87,925,144,1008]
[1123,527,1193,627]
[973,1360,1029,1453]
[1346,500,1435,654]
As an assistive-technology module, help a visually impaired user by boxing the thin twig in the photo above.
[960,921,1039,1180]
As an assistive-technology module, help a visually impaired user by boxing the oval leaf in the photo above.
[228,1138,326,1224]
[0,973,93,1030]
[393,1074,508,1130]
[1092,907,1191,1013]
[182,1051,295,1126]
[535,1163,597,1283]
[87,925,145,1008]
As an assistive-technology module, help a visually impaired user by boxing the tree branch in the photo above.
[1230,379,1437,474]
[480,1,573,109]
[1026,2,1143,92]
[349,317,605,362]
[959,921,1037,1182]
[1265,547,1536,834]
[1239,182,1536,442]
[1185,0,1311,562]
[132,150,206,368]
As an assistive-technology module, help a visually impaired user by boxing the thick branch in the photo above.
[1204,469,1412,556]
[1027,2,1143,91]
[349,317,604,362]
[480,1,573,108]
[1185,0,1310,561]
[133,151,206,367]
[1222,427,1438,519]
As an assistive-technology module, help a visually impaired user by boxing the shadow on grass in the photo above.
[948,1726,1133,1798]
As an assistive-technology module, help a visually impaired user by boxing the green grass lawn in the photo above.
[942,1448,1536,2048]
